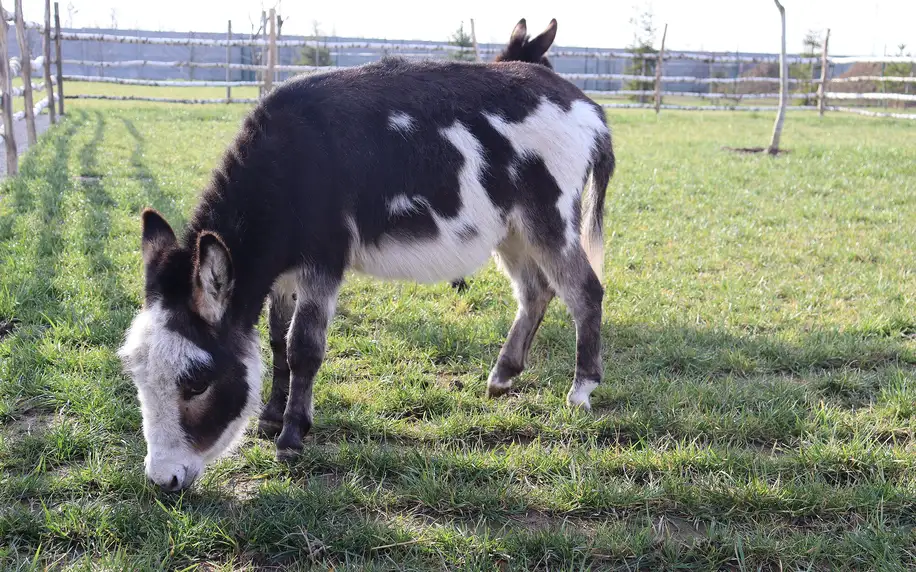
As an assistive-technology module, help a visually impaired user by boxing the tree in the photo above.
[768,0,787,155]
[885,44,914,102]
[791,30,821,105]
[448,21,474,62]
[624,4,658,103]
[298,20,332,67]
[65,1,77,27]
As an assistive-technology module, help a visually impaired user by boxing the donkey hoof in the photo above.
[566,379,599,411]
[276,427,306,461]
[276,446,303,463]
[257,418,283,439]
[486,379,513,398]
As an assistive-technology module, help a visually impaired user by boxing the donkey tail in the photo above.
[580,132,615,283]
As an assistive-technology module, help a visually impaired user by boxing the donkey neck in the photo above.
[184,180,288,332]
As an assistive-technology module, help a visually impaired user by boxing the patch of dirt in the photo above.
[0,317,20,340]
[2,408,56,439]
[723,146,791,155]
[226,477,264,502]
[74,175,103,184]
[436,374,465,391]
[509,510,562,532]
[655,514,709,545]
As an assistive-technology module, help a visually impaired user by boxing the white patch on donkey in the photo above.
[387,111,416,134]
[485,97,607,253]
[348,120,507,284]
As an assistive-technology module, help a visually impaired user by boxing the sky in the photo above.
[18,0,916,57]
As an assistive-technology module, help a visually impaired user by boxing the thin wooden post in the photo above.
[274,15,280,84]
[14,0,35,145]
[768,0,787,155]
[225,20,231,101]
[470,18,480,62]
[0,1,17,174]
[265,8,275,93]
[42,0,54,123]
[188,31,194,80]
[312,23,319,70]
[53,1,62,115]
[881,46,887,110]
[258,10,265,97]
[817,28,830,117]
[654,23,667,114]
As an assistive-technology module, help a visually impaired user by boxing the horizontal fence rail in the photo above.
[62,74,261,87]
[67,93,260,104]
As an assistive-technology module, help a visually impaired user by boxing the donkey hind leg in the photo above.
[486,232,555,398]
[275,268,341,460]
[533,242,604,411]
[257,274,297,439]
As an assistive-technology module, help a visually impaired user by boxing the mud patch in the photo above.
[723,146,791,155]
[0,317,20,340]
[3,408,56,439]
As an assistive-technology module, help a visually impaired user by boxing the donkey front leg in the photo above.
[275,269,341,460]
[257,280,296,439]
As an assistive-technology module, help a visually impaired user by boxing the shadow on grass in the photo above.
[0,110,136,463]
[318,291,916,450]
[121,117,183,227]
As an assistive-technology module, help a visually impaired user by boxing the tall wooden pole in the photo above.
[265,8,275,93]
[53,1,62,115]
[0,0,18,174]
[14,0,36,146]
[654,23,668,114]
[470,18,480,62]
[42,0,54,123]
[817,28,830,117]
[225,20,231,101]
[258,10,266,97]
[767,0,787,155]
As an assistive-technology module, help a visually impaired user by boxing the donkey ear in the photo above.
[192,231,234,324]
[509,18,527,45]
[526,19,557,60]
[140,208,177,268]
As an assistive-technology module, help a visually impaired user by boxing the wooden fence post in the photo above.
[470,18,480,62]
[264,8,275,93]
[817,28,830,116]
[0,1,17,174]
[258,9,265,97]
[226,20,231,101]
[43,0,54,123]
[654,23,667,114]
[14,0,36,146]
[53,1,62,115]
[188,31,194,81]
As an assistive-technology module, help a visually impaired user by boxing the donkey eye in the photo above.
[182,382,209,397]
[177,367,212,398]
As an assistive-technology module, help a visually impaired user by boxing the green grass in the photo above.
[1,101,916,571]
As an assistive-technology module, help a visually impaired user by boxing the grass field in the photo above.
[1,100,915,570]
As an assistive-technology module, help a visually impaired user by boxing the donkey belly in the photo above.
[349,219,509,283]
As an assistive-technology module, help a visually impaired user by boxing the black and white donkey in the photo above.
[118,18,616,491]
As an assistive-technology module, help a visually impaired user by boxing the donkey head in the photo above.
[495,18,558,69]
[117,208,262,492]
